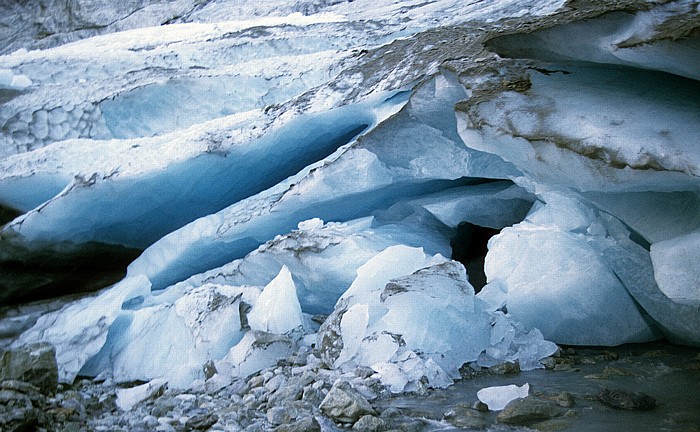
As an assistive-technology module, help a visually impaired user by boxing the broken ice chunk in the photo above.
[335,303,370,368]
[248,266,304,334]
[650,229,700,303]
[477,383,529,411]
[297,217,324,231]
[115,378,168,411]
[485,199,659,346]
[217,331,295,378]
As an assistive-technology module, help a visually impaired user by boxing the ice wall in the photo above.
[458,5,700,346]
[126,72,517,291]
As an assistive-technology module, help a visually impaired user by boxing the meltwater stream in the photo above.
[377,342,700,431]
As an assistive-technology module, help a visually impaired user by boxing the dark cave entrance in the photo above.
[450,222,501,293]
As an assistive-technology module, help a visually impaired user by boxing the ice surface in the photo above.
[323,249,556,392]
[80,283,261,387]
[477,383,529,411]
[0,69,32,90]
[127,72,515,291]
[486,5,700,81]
[458,64,700,193]
[650,230,700,303]
[484,195,659,345]
[115,379,168,412]
[5,0,700,393]
[597,226,700,346]
[13,275,151,382]
[248,266,304,334]
[413,181,534,229]
[0,103,373,256]
[584,191,700,244]
[335,303,370,367]
[216,331,295,379]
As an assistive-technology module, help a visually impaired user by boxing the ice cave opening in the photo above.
[0,245,141,305]
[0,204,20,225]
[450,222,500,293]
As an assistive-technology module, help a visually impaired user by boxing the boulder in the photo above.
[0,342,58,395]
[352,415,387,432]
[444,405,486,429]
[598,388,656,411]
[497,397,563,426]
[276,416,321,432]
[185,411,219,430]
[319,381,377,423]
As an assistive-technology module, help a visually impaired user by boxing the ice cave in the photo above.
[0,0,698,430]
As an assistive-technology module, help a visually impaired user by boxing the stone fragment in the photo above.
[0,342,58,395]
[555,392,575,408]
[497,397,563,426]
[0,406,40,432]
[444,405,486,429]
[185,411,219,430]
[598,388,656,411]
[352,414,386,432]
[319,381,377,423]
[275,416,321,432]
[267,405,296,425]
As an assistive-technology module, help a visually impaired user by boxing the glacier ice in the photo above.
[248,266,304,334]
[477,383,529,411]
[14,275,152,382]
[454,6,700,346]
[124,71,516,291]
[115,378,168,412]
[80,283,261,387]
[484,194,659,346]
[318,247,557,392]
[214,331,296,381]
[2,0,700,395]
[650,230,700,303]
[0,103,374,260]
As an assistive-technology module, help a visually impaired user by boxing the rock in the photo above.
[531,419,571,432]
[202,360,217,380]
[352,415,386,432]
[488,362,520,375]
[267,405,297,425]
[319,381,377,423]
[185,411,219,430]
[555,392,575,408]
[248,375,265,389]
[355,367,375,379]
[598,388,656,411]
[0,406,40,432]
[0,388,33,407]
[151,397,177,417]
[275,416,321,432]
[497,397,563,426]
[472,401,489,412]
[444,405,486,429]
[0,342,58,395]
[301,386,325,406]
[1,380,42,399]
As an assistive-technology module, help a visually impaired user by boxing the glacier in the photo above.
[1,0,699,394]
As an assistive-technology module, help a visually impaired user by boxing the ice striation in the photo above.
[1,0,699,393]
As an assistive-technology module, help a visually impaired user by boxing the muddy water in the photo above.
[378,342,700,431]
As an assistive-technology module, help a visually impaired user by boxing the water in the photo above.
[377,342,700,431]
